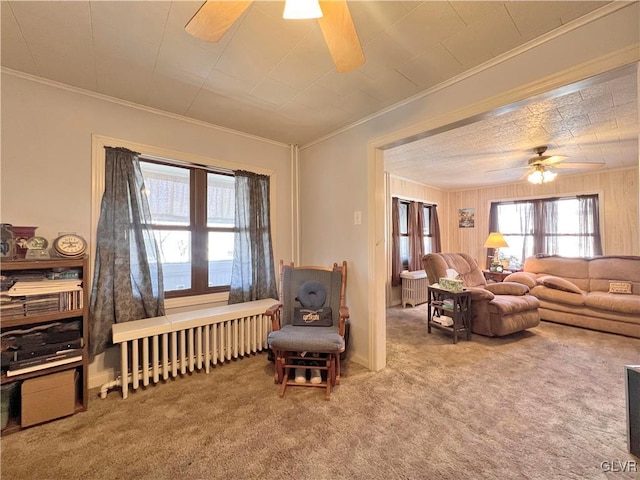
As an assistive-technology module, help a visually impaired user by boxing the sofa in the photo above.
[423,253,540,337]
[505,255,640,338]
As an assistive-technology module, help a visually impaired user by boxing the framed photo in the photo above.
[458,208,474,228]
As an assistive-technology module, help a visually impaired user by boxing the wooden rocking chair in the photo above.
[265,260,349,400]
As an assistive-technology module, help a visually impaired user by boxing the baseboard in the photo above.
[88,370,114,391]
[349,353,368,369]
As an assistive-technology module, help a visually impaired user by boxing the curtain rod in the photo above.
[392,196,438,207]
[140,153,234,176]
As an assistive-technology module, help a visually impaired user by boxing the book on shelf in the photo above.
[6,350,83,377]
[0,290,83,317]
[8,279,82,296]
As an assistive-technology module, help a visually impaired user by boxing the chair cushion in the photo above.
[489,295,540,315]
[268,325,345,352]
[585,291,640,315]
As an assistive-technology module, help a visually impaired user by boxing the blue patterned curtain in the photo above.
[89,147,165,355]
[228,171,278,303]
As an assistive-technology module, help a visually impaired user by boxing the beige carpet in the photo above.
[2,305,639,480]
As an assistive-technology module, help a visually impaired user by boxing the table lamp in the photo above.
[484,232,509,271]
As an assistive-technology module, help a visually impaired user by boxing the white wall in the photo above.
[298,3,639,370]
[1,73,294,387]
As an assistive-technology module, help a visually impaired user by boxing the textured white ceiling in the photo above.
[2,1,636,189]
[384,65,638,189]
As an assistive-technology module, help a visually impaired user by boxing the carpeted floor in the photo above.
[1,305,639,479]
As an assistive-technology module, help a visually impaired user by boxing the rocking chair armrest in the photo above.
[265,303,282,317]
[338,306,349,337]
[265,302,283,331]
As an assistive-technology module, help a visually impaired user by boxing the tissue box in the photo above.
[438,278,464,292]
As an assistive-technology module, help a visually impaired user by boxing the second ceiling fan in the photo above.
[185,0,365,73]
[519,146,605,184]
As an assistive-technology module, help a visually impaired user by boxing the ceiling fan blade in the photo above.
[185,1,252,43]
[537,155,568,165]
[519,170,532,181]
[552,162,606,170]
[485,165,528,173]
[318,1,365,73]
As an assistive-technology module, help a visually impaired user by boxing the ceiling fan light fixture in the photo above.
[542,168,557,182]
[527,168,544,184]
[283,0,323,19]
[527,165,556,184]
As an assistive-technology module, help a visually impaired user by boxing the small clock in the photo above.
[53,233,87,258]
[495,264,504,273]
[25,236,50,260]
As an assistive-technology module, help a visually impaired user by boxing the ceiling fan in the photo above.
[518,146,605,184]
[185,0,365,73]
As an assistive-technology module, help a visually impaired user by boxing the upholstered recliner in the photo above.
[422,253,540,337]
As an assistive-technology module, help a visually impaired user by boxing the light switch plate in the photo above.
[354,211,362,225]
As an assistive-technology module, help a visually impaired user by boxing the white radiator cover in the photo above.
[400,271,428,308]
[103,299,276,399]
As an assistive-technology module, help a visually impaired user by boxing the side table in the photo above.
[427,286,472,343]
[482,270,512,283]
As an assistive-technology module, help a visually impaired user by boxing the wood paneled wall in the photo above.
[387,175,449,305]
[386,167,639,306]
[448,167,639,267]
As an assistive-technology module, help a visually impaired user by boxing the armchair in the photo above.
[266,260,349,399]
[423,253,540,337]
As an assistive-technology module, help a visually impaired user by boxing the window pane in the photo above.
[399,237,409,266]
[208,232,234,287]
[556,198,580,234]
[156,230,191,291]
[398,202,408,235]
[501,235,532,268]
[424,237,432,254]
[423,206,431,235]
[140,162,190,226]
[207,173,235,228]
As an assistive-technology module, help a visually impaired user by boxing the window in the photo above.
[397,200,435,268]
[139,159,235,297]
[423,204,433,254]
[491,194,602,265]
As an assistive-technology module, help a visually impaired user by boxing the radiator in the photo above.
[400,270,428,308]
[101,299,276,399]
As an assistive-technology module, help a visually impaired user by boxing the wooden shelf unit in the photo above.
[1,257,89,434]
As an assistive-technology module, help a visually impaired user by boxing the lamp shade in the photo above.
[484,232,509,249]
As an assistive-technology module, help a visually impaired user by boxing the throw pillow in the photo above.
[609,281,632,294]
[292,307,333,327]
[538,275,582,294]
[503,271,537,289]
[295,281,327,309]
